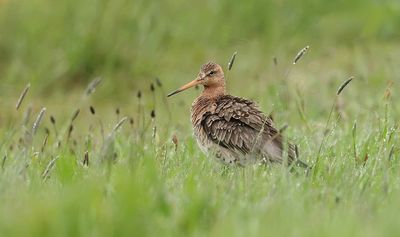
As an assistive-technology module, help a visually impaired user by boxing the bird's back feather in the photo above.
[191,95,305,166]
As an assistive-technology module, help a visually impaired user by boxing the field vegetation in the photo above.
[0,0,400,236]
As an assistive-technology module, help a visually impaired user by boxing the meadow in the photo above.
[1,0,400,236]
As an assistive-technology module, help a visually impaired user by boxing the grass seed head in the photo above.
[50,115,56,124]
[90,106,96,115]
[383,80,393,100]
[293,45,310,64]
[71,109,80,122]
[155,78,162,87]
[228,51,237,71]
[42,156,60,180]
[85,77,102,95]
[172,134,178,150]
[363,153,369,165]
[337,76,354,95]
[150,83,155,92]
[151,110,156,118]
[16,83,30,110]
[2,155,7,169]
[388,145,395,161]
[83,151,89,166]
[67,124,74,139]
[32,107,46,135]
[111,117,127,133]
[41,133,49,153]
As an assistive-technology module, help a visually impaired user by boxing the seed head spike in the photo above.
[293,45,310,64]
[337,76,354,95]
[228,51,237,71]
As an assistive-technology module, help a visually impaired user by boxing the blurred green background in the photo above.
[1,0,399,96]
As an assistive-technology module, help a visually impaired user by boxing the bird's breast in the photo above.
[190,96,215,127]
[190,96,216,151]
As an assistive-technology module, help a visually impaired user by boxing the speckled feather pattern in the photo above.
[201,62,218,73]
[191,94,295,166]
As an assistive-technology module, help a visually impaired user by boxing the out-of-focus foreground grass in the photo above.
[0,0,400,236]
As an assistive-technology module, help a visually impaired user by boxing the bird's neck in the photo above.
[202,84,226,98]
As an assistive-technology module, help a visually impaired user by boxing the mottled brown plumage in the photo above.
[168,62,307,167]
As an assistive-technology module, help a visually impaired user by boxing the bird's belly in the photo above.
[193,125,253,166]
[193,125,213,153]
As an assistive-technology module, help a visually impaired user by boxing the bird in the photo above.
[167,62,307,168]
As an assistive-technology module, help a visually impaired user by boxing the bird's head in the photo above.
[167,62,225,97]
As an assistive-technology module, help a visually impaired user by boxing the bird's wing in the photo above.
[201,95,286,163]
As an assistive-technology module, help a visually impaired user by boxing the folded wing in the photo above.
[201,95,290,164]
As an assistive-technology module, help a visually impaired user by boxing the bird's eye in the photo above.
[208,71,215,76]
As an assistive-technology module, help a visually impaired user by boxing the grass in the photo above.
[1,0,400,236]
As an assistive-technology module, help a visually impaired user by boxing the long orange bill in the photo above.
[167,78,201,97]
